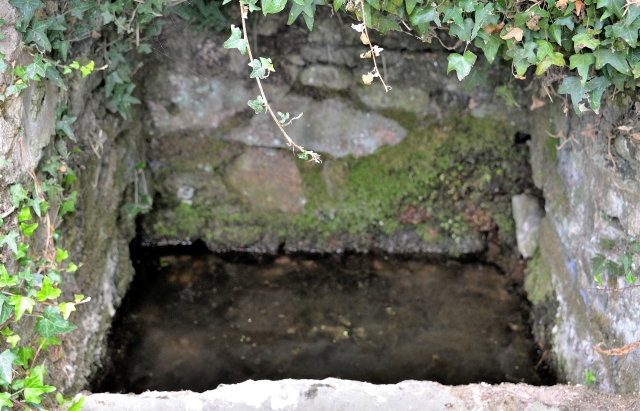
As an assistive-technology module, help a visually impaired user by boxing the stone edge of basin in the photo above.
[82,378,639,411]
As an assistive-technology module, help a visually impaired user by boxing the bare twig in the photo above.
[239,3,321,163]
[358,0,391,92]
[594,337,640,356]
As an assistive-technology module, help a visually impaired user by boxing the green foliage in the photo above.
[585,369,597,385]
[0,131,85,407]
[592,236,640,286]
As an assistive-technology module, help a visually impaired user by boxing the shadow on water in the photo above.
[93,240,556,393]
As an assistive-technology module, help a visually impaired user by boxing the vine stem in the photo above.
[238,3,321,163]
[358,0,391,92]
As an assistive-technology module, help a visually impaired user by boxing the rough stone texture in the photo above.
[83,379,640,411]
[227,147,305,213]
[299,64,353,90]
[512,194,544,258]
[525,97,640,393]
[139,10,536,255]
[224,97,408,158]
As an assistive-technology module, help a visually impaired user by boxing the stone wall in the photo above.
[0,0,142,393]
[138,11,539,256]
[526,96,640,393]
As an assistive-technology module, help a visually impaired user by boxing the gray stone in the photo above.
[227,147,305,213]
[299,64,353,90]
[224,97,407,158]
[82,379,640,411]
[512,194,544,258]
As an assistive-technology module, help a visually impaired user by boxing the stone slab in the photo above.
[83,379,640,411]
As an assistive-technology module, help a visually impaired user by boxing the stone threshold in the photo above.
[83,378,639,410]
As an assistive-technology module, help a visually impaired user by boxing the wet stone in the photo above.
[95,248,553,394]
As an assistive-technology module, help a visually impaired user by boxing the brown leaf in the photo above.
[362,73,374,85]
[468,98,479,109]
[617,125,634,131]
[500,27,523,41]
[556,0,568,10]
[483,22,504,35]
[360,32,370,45]
[529,96,546,110]
[526,15,541,31]
[574,0,585,14]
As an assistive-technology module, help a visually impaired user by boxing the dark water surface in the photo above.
[94,243,555,393]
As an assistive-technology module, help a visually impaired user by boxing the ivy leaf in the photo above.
[223,25,248,55]
[0,231,19,256]
[36,306,77,339]
[376,15,400,34]
[46,66,67,91]
[594,47,631,75]
[447,51,477,81]
[58,190,77,217]
[18,207,32,222]
[56,114,77,141]
[0,350,18,384]
[0,392,11,407]
[35,277,62,302]
[58,303,76,320]
[334,0,345,11]
[23,368,56,404]
[0,265,17,288]
[0,294,13,324]
[586,76,610,113]
[596,0,625,20]
[572,32,600,51]
[410,5,441,34]
[25,18,53,52]
[9,184,28,208]
[404,0,419,14]
[248,58,274,78]
[535,52,565,75]
[19,222,38,237]
[511,41,538,76]
[248,95,266,113]
[570,53,595,85]
[55,247,69,263]
[558,76,588,114]
[8,0,45,27]
[474,31,502,64]
[277,112,290,123]
[262,0,286,14]
[9,296,35,322]
[472,3,497,40]
[448,17,473,41]
[288,0,315,29]
[443,6,464,27]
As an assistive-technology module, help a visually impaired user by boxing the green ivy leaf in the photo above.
[262,0,286,14]
[56,114,77,141]
[36,306,77,339]
[8,0,45,28]
[58,302,76,320]
[596,0,625,20]
[410,5,441,34]
[248,59,265,78]
[472,3,498,40]
[9,184,28,208]
[17,207,32,222]
[570,53,595,85]
[288,0,315,30]
[68,395,85,411]
[55,247,69,263]
[277,112,290,123]
[0,392,11,407]
[223,25,248,55]
[0,265,17,288]
[334,0,345,11]
[248,95,266,113]
[0,295,12,324]
[625,271,637,284]
[446,51,477,81]
[572,32,600,51]
[58,190,77,217]
[0,350,18,384]
[442,6,464,27]
[404,0,420,15]
[0,231,19,256]
[536,52,565,75]
[23,367,56,404]
[46,66,67,91]
[15,348,34,368]
[9,295,35,322]
[25,18,53,52]
[19,222,38,237]
[594,47,631,75]
[474,31,502,64]
[35,277,62,302]
[558,76,587,114]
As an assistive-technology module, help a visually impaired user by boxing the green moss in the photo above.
[292,113,530,247]
[545,137,558,164]
[524,248,554,305]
